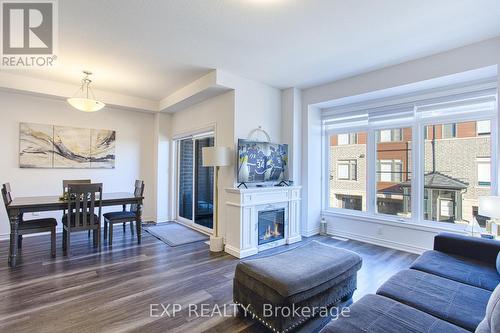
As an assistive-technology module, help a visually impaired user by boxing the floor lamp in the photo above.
[202,146,231,252]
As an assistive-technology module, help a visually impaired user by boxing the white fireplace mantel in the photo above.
[224,186,302,258]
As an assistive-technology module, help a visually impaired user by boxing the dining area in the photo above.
[1,179,145,267]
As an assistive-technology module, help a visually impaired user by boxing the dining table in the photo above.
[5,192,143,267]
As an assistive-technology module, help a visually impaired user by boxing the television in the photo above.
[237,139,288,184]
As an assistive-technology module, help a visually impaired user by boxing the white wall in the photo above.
[154,112,172,222]
[168,91,235,238]
[281,88,302,183]
[0,91,156,236]
[300,37,500,252]
[218,70,282,143]
[165,73,283,243]
[233,79,282,144]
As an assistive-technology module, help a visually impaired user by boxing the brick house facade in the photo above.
[329,121,491,225]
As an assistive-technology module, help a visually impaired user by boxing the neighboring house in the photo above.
[329,121,491,226]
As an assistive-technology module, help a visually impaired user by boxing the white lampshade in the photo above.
[202,147,231,167]
[67,71,106,112]
[479,196,500,218]
[67,97,105,112]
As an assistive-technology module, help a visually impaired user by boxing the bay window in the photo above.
[423,120,491,224]
[376,127,412,217]
[328,131,367,211]
[324,83,497,231]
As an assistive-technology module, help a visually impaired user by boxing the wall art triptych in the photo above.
[19,123,116,169]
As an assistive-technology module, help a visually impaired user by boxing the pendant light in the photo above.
[67,71,105,112]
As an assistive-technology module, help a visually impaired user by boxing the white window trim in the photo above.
[337,159,357,181]
[477,120,491,136]
[322,91,498,231]
[337,161,350,180]
[477,157,491,187]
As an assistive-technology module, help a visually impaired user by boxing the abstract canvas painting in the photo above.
[19,123,116,169]
[19,123,54,168]
[90,129,116,168]
[54,126,91,168]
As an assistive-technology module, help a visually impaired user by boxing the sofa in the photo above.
[320,233,500,333]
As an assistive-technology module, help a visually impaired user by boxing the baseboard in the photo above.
[328,228,427,254]
[0,217,158,241]
[302,226,320,237]
[224,244,258,258]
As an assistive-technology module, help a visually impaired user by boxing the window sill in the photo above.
[322,209,470,234]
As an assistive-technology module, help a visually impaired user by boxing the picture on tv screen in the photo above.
[237,139,288,183]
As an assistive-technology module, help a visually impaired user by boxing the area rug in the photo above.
[144,222,209,247]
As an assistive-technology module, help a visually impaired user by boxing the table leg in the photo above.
[8,211,20,267]
[136,203,142,244]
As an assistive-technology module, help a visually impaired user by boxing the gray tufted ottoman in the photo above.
[233,240,362,333]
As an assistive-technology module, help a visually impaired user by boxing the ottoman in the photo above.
[233,240,362,333]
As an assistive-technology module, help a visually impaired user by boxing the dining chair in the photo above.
[62,179,91,237]
[103,180,144,245]
[62,183,102,257]
[2,183,56,260]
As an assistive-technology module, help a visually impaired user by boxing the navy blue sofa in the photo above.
[321,233,500,333]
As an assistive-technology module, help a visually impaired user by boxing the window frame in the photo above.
[337,159,357,181]
[476,157,491,187]
[323,102,498,232]
[477,120,491,136]
[441,123,457,139]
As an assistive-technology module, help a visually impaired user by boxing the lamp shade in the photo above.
[479,196,500,218]
[67,97,105,112]
[202,147,231,167]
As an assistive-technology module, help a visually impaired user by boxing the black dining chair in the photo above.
[62,179,92,237]
[103,180,144,245]
[62,183,102,257]
[2,183,56,260]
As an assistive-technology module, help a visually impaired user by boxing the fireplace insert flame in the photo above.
[258,208,285,245]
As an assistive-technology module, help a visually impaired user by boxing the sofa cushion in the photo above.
[410,250,500,291]
[377,269,491,331]
[496,252,500,276]
[235,240,362,298]
[320,294,469,333]
[476,284,500,333]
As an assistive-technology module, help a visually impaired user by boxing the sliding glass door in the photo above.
[177,134,214,231]
[178,138,194,220]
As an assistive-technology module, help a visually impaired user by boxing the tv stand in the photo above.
[275,180,290,187]
[237,182,248,189]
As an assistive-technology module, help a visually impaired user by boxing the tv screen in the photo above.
[237,139,288,183]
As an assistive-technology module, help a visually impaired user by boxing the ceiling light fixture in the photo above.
[67,71,105,112]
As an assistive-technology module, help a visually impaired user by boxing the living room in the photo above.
[1,1,499,333]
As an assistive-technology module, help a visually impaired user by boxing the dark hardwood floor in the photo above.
[0,227,418,333]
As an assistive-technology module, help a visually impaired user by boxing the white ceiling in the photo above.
[3,0,500,101]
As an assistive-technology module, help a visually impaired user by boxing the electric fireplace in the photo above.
[258,208,285,245]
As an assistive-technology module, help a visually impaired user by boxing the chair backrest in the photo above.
[131,180,144,213]
[67,183,102,230]
[1,183,12,211]
[63,179,91,193]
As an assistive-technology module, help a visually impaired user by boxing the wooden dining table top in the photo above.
[7,192,143,211]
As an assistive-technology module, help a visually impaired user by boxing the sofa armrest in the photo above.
[434,232,500,265]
